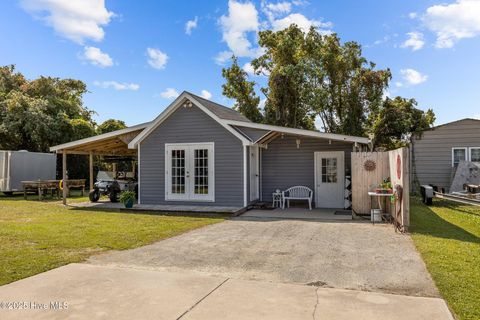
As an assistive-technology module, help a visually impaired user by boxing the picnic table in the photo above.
[22,179,86,200]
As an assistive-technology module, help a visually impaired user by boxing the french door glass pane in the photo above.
[471,148,480,162]
[171,149,185,194]
[321,157,337,183]
[453,149,466,167]
[194,149,208,194]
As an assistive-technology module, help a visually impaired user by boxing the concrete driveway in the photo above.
[0,217,452,319]
[88,217,438,297]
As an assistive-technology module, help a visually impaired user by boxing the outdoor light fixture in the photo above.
[183,100,193,108]
[296,138,301,149]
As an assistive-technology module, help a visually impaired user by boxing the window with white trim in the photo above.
[470,147,480,163]
[452,147,467,167]
[165,143,214,201]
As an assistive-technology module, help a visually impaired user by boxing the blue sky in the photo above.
[1,0,479,128]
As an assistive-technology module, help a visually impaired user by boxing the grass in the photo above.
[410,198,480,320]
[0,193,224,286]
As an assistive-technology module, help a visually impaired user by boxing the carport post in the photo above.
[89,151,93,191]
[62,151,67,205]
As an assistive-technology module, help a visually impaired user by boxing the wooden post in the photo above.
[89,152,94,191]
[62,151,67,205]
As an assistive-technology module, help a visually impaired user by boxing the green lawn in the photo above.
[410,198,480,320]
[0,195,224,286]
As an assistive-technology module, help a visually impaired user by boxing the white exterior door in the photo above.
[314,151,345,208]
[249,146,259,201]
[165,143,214,202]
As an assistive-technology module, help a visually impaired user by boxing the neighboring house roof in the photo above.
[50,122,150,153]
[129,90,370,148]
[427,118,480,131]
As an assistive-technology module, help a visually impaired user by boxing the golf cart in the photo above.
[89,170,138,202]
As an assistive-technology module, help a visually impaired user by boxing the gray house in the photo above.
[411,118,480,192]
[51,91,369,211]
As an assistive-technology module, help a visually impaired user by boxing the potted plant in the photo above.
[119,190,136,208]
[375,177,393,194]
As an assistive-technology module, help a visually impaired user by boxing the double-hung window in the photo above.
[470,147,480,163]
[452,147,467,167]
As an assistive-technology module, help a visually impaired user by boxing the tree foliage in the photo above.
[221,56,263,123]
[371,97,435,149]
[0,65,95,152]
[97,119,127,135]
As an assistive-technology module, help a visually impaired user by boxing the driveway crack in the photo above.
[312,286,320,320]
[176,278,230,320]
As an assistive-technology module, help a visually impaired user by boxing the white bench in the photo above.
[282,186,313,210]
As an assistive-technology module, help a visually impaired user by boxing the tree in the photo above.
[302,30,391,136]
[371,97,435,149]
[221,56,263,123]
[252,25,316,129]
[0,65,95,152]
[97,119,127,135]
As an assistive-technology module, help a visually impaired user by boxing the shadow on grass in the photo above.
[411,198,480,244]
[0,190,86,202]
[433,199,480,217]
[69,205,230,220]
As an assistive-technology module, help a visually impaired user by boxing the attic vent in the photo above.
[183,100,193,108]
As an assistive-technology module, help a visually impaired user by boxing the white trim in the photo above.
[243,145,247,207]
[469,147,480,162]
[227,120,369,145]
[452,147,468,167]
[314,151,345,208]
[249,145,260,201]
[165,142,215,202]
[50,122,150,152]
[137,143,141,204]
[129,92,251,149]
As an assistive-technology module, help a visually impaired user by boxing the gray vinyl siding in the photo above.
[412,119,480,192]
[139,104,245,207]
[261,135,353,203]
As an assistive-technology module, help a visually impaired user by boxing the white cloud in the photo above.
[271,13,331,33]
[21,0,114,44]
[160,88,179,99]
[147,48,168,69]
[423,0,480,48]
[219,0,260,57]
[473,114,480,120]
[242,62,255,75]
[185,16,198,35]
[200,90,212,99]
[82,46,113,67]
[400,68,428,85]
[262,1,292,20]
[408,12,418,19]
[395,81,403,88]
[401,32,425,51]
[93,81,139,91]
[214,50,233,65]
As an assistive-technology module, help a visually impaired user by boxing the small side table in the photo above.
[272,192,282,208]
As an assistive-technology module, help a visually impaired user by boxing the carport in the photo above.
[50,122,149,204]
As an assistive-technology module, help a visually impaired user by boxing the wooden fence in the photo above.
[352,147,410,230]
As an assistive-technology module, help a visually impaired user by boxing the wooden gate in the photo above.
[351,147,410,230]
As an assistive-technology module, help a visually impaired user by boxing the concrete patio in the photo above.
[239,207,352,220]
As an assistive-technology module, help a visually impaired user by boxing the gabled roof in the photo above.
[187,92,252,123]
[428,118,480,130]
[229,121,370,144]
[128,91,251,148]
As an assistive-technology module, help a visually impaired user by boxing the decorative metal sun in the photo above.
[364,159,376,171]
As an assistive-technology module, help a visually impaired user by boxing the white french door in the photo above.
[314,151,345,208]
[165,143,214,202]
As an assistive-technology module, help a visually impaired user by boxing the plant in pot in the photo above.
[119,190,136,208]
[375,177,393,194]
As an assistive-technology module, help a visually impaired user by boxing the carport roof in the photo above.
[50,122,150,156]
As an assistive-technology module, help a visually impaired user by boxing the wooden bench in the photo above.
[282,186,313,210]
